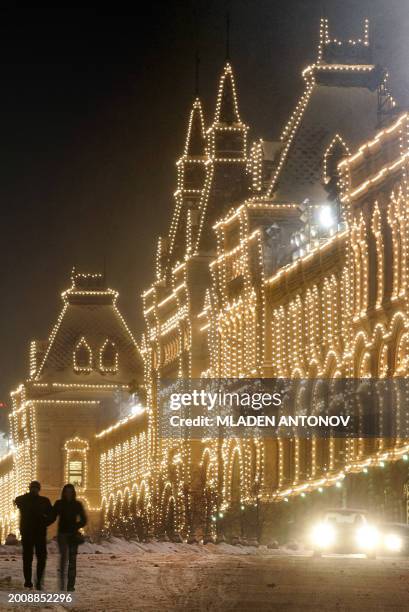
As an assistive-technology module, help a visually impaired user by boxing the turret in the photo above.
[184,97,206,157]
[166,95,212,268]
[207,62,248,161]
[178,97,208,192]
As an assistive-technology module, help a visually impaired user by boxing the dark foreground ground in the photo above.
[0,541,408,611]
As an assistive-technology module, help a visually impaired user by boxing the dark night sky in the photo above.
[1,1,409,410]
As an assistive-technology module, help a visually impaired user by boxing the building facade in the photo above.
[0,271,142,539]
[2,18,409,542]
[97,18,409,540]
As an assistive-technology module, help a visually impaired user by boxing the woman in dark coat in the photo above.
[53,484,87,591]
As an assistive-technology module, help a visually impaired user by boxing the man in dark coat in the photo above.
[14,481,53,589]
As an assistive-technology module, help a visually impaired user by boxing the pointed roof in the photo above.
[214,62,241,124]
[33,272,142,384]
[266,18,389,203]
[184,97,206,156]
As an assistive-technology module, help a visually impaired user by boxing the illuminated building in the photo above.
[3,18,409,542]
[126,17,408,539]
[0,271,142,539]
[137,18,408,538]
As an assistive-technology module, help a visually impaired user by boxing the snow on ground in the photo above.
[0,539,408,611]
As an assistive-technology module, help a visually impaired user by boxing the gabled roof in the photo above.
[33,272,142,384]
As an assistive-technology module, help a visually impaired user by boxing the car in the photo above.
[309,508,379,558]
[380,522,409,555]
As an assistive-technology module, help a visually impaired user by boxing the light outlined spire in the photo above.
[214,62,241,124]
[184,97,206,156]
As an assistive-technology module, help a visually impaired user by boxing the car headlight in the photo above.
[356,525,379,550]
[311,522,336,548]
[384,533,403,552]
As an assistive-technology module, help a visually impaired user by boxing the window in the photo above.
[64,438,89,491]
[74,337,92,373]
[323,134,350,203]
[68,460,83,487]
[99,340,118,373]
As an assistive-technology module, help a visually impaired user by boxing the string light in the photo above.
[73,337,93,373]
[0,271,142,540]
[99,340,119,374]
[101,40,409,535]
[2,18,409,543]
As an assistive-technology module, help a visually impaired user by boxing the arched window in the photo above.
[323,134,350,202]
[351,215,369,317]
[99,340,118,373]
[64,438,89,490]
[371,204,384,308]
[73,337,92,373]
[388,188,405,299]
[247,141,263,192]
[395,331,409,375]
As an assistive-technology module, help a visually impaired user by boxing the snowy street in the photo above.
[0,540,408,611]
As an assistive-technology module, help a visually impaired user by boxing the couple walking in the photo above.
[14,481,87,591]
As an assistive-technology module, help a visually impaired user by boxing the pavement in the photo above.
[0,545,408,611]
